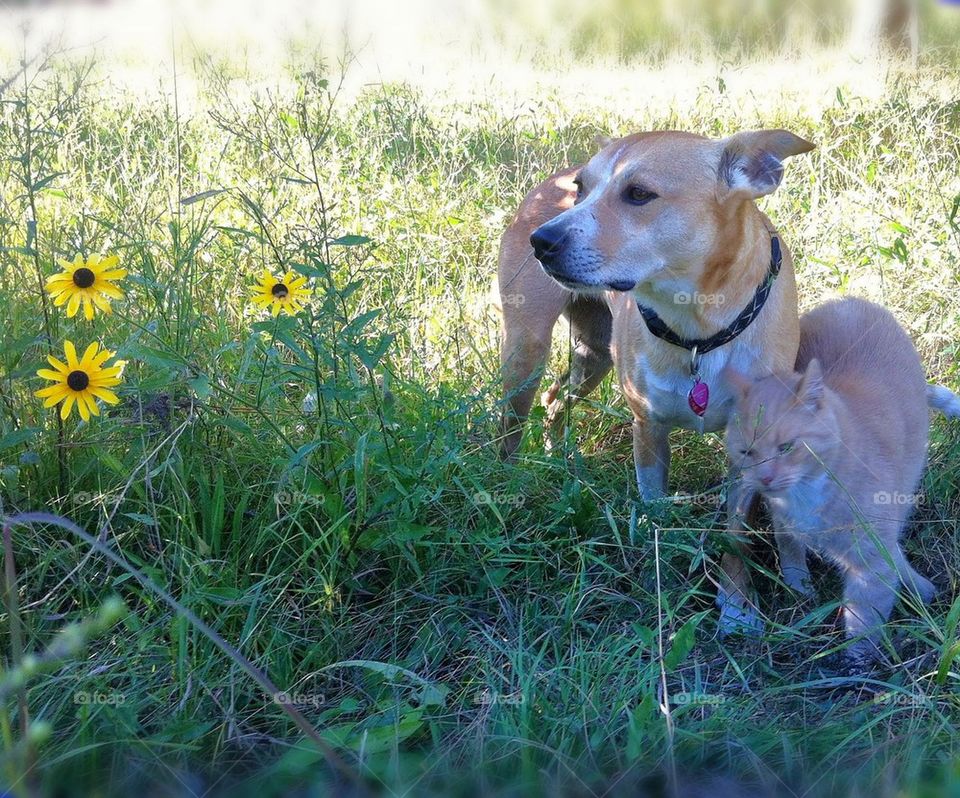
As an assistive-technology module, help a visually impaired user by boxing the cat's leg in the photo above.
[894,553,937,606]
[773,528,813,598]
[717,477,763,636]
[841,551,900,663]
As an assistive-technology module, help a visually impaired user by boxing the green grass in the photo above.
[1,16,960,798]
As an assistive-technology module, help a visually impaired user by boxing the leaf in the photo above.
[330,235,372,247]
[0,428,39,452]
[123,512,157,526]
[353,432,368,519]
[626,693,656,761]
[32,171,66,192]
[319,660,447,708]
[187,374,212,399]
[181,189,228,206]
[339,309,381,340]
[662,615,701,671]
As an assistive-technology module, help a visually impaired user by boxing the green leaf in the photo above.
[330,235,372,247]
[663,615,701,671]
[181,189,228,206]
[0,428,39,451]
[188,374,212,399]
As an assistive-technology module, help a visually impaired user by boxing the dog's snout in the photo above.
[530,225,566,262]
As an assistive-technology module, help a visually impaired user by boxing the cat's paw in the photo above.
[782,571,815,600]
[716,594,765,637]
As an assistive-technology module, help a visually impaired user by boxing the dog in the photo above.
[496,129,815,631]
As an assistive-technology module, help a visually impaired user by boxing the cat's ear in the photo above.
[722,366,754,401]
[796,359,825,410]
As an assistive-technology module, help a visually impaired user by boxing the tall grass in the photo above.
[0,13,958,798]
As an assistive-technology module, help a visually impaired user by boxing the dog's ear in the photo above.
[717,129,814,201]
[593,133,614,151]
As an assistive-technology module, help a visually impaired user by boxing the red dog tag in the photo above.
[688,378,709,417]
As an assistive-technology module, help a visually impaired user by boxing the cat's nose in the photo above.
[760,475,774,487]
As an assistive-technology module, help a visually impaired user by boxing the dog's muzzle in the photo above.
[530,222,635,292]
[529,224,566,266]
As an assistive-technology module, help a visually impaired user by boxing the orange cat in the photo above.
[725,297,960,663]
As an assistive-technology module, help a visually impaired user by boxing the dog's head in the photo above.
[529,129,814,293]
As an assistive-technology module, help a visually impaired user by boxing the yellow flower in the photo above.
[45,254,127,320]
[250,269,311,317]
[35,340,125,421]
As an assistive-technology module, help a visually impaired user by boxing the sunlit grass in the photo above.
[0,5,958,796]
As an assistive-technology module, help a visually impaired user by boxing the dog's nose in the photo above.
[530,225,566,262]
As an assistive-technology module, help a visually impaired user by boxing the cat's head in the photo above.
[724,359,840,496]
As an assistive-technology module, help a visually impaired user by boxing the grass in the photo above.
[1,8,960,797]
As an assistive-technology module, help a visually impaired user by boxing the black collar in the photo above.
[635,235,782,357]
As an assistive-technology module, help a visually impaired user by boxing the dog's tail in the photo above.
[927,384,960,418]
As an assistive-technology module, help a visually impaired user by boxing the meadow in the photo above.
[1,5,960,796]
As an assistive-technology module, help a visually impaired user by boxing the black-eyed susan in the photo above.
[250,269,311,317]
[35,340,125,421]
[45,254,126,320]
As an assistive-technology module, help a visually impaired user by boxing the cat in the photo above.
[724,296,960,663]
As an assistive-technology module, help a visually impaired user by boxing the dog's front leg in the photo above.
[717,475,764,635]
[631,415,670,501]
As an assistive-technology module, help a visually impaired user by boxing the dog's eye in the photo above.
[778,440,795,455]
[625,186,658,206]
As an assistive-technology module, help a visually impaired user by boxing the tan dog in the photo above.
[497,129,814,631]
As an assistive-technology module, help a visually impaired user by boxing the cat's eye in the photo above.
[778,441,795,455]
[739,448,755,458]
[573,177,584,200]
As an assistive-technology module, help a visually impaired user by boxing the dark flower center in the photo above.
[67,370,90,392]
[72,268,96,288]
[271,283,289,299]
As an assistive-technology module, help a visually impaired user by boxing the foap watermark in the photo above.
[873,491,925,507]
[473,490,525,508]
[673,291,726,307]
[501,293,527,307]
[670,692,725,707]
[473,688,525,706]
[272,690,327,710]
[74,690,125,706]
[875,691,929,708]
[274,490,326,508]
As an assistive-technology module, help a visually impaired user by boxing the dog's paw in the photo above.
[717,595,764,637]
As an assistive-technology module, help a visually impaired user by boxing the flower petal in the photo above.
[76,394,90,421]
[96,284,124,300]
[66,293,81,318]
[46,355,69,372]
[36,369,67,381]
[63,341,79,367]
[80,342,100,367]
[60,394,76,420]
[90,387,119,405]
[83,393,100,417]
[98,269,127,280]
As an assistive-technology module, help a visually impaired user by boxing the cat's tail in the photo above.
[927,384,960,418]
